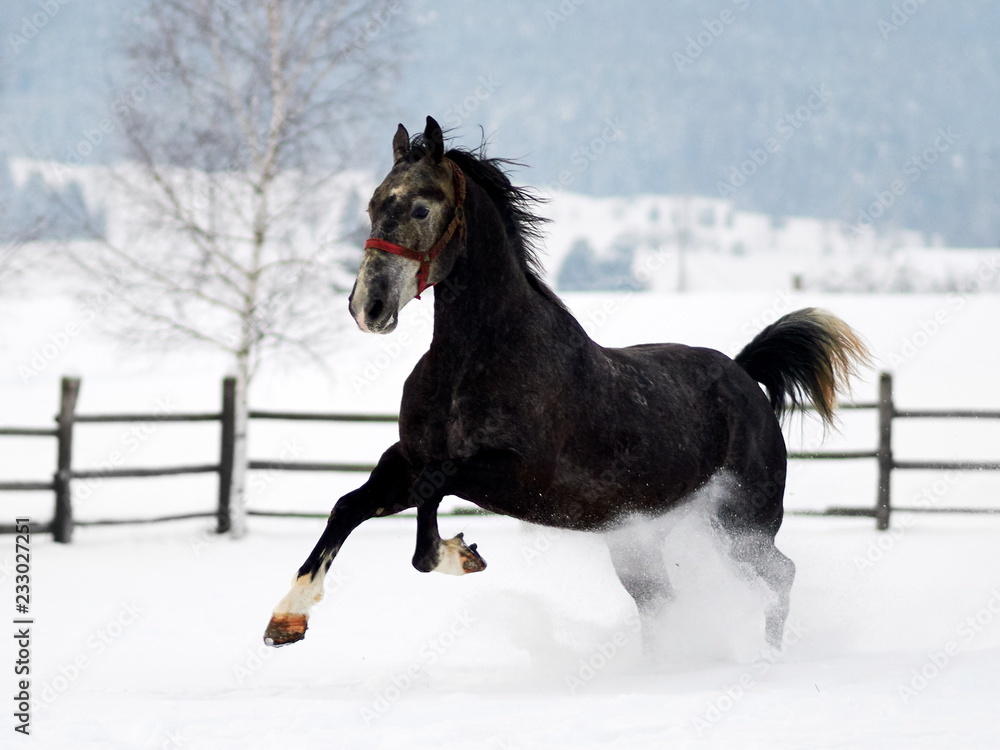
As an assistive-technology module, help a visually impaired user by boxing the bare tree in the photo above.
[0,165,55,292]
[68,0,401,536]
[0,241,28,290]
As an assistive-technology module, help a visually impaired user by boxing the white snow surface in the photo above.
[2,277,1000,747]
[11,514,1000,749]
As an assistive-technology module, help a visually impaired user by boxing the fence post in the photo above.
[53,377,80,543]
[217,376,236,534]
[875,371,894,531]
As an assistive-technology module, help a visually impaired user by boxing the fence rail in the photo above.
[1,372,997,541]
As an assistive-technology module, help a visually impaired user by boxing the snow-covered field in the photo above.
[9,513,1000,750]
[2,269,1000,747]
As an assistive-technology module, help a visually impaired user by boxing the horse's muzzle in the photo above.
[349,285,398,334]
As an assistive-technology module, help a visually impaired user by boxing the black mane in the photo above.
[442,148,548,277]
[407,135,558,302]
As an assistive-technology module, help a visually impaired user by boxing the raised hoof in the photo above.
[438,532,488,575]
[264,613,308,647]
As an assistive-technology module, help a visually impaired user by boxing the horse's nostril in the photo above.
[367,299,385,322]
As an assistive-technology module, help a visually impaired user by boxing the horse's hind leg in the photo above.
[713,521,795,647]
[710,474,795,648]
[604,525,673,647]
[264,444,414,647]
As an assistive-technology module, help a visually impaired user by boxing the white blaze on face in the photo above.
[350,249,422,332]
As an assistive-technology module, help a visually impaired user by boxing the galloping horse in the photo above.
[264,117,868,649]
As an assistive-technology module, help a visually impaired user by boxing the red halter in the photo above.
[363,159,467,299]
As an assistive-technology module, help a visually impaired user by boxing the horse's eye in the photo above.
[411,205,430,220]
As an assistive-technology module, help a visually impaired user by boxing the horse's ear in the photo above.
[423,116,444,163]
[392,124,410,163]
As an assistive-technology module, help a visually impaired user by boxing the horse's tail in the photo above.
[735,308,870,427]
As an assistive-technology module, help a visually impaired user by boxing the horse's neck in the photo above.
[431,244,531,347]
[430,203,557,353]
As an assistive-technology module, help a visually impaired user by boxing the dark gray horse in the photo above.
[265,117,868,649]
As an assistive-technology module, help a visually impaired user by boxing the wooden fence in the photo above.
[787,373,1000,529]
[1,373,997,542]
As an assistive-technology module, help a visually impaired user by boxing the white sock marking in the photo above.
[272,570,326,616]
[432,537,470,576]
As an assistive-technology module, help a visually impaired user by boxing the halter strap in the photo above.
[363,159,466,299]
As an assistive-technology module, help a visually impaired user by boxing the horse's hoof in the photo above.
[458,538,487,573]
[264,613,308,647]
[436,533,487,575]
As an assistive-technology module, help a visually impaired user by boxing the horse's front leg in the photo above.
[264,444,414,647]
[411,493,487,575]
[410,450,525,575]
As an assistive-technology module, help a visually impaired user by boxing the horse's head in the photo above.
[349,116,465,334]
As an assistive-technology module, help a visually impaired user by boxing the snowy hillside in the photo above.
[10,158,1000,299]
[538,192,941,293]
[4,1,1000,247]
